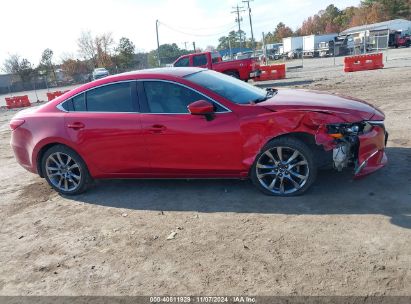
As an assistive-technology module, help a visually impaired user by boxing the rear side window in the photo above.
[86,82,134,112]
[192,54,207,66]
[211,52,220,63]
[174,57,189,67]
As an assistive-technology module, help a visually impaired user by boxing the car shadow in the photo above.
[68,147,411,229]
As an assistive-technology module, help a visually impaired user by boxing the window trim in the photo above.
[138,79,232,115]
[56,80,139,114]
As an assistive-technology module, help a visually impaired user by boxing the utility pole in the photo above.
[156,20,161,66]
[183,41,188,50]
[193,41,196,52]
[242,0,255,50]
[231,5,246,49]
[262,31,266,60]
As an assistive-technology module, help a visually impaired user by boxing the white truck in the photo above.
[303,34,338,57]
[283,36,304,58]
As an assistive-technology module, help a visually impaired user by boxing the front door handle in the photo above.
[67,122,85,130]
[149,124,166,133]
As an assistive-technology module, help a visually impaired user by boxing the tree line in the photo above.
[2,32,143,85]
[262,0,411,44]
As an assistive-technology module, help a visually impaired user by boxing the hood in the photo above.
[258,89,383,121]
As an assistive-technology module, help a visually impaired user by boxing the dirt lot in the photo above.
[0,50,411,296]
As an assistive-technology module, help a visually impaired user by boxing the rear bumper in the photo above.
[354,125,387,178]
[10,127,38,174]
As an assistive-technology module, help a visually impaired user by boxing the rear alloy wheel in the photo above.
[42,145,91,195]
[251,137,317,196]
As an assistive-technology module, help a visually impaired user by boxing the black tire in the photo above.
[250,137,317,196]
[41,145,92,195]
[224,71,240,79]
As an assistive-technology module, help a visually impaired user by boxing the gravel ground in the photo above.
[0,49,410,296]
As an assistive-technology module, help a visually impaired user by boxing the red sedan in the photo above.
[10,68,388,196]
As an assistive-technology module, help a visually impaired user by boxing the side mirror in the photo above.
[187,100,215,121]
[188,100,214,115]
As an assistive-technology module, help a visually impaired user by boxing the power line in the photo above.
[161,21,235,32]
[159,21,237,37]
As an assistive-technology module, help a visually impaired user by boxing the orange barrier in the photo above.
[255,64,286,81]
[344,53,384,73]
[47,90,69,101]
[5,95,31,109]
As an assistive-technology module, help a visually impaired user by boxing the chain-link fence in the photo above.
[264,40,411,75]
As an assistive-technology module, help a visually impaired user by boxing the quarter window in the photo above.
[143,81,226,114]
[86,82,134,112]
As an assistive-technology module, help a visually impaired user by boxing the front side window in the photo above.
[143,81,225,114]
[192,54,207,66]
[174,57,189,67]
[86,82,134,112]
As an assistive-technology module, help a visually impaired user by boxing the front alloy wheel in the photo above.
[251,137,317,196]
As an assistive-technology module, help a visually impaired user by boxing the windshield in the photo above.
[185,70,267,104]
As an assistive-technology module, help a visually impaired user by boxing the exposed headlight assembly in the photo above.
[326,121,385,172]
[327,121,376,137]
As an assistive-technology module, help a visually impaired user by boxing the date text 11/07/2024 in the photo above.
[149,296,256,303]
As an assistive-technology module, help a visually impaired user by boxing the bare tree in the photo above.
[3,54,34,82]
[77,31,114,68]
[78,31,97,66]
[38,48,57,83]
[95,32,114,67]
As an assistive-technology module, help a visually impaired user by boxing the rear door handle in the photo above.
[67,122,85,130]
[149,124,166,133]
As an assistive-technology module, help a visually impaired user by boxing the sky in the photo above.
[0,0,360,66]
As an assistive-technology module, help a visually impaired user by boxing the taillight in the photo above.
[9,119,25,130]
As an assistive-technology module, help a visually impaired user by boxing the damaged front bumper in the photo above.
[320,121,388,178]
[354,124,388,177]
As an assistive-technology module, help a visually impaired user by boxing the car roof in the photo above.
[117,67,205,79]
[41,67,207,109]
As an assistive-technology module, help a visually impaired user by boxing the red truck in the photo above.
[389,31,411,48]
[173,51,261,81]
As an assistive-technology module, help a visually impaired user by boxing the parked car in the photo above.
[288,48,303,59]
[91,68,109,80]
[10,68,387,196]
[268,53,282,60]
[235,51,254,60]
[173,51,260,81]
